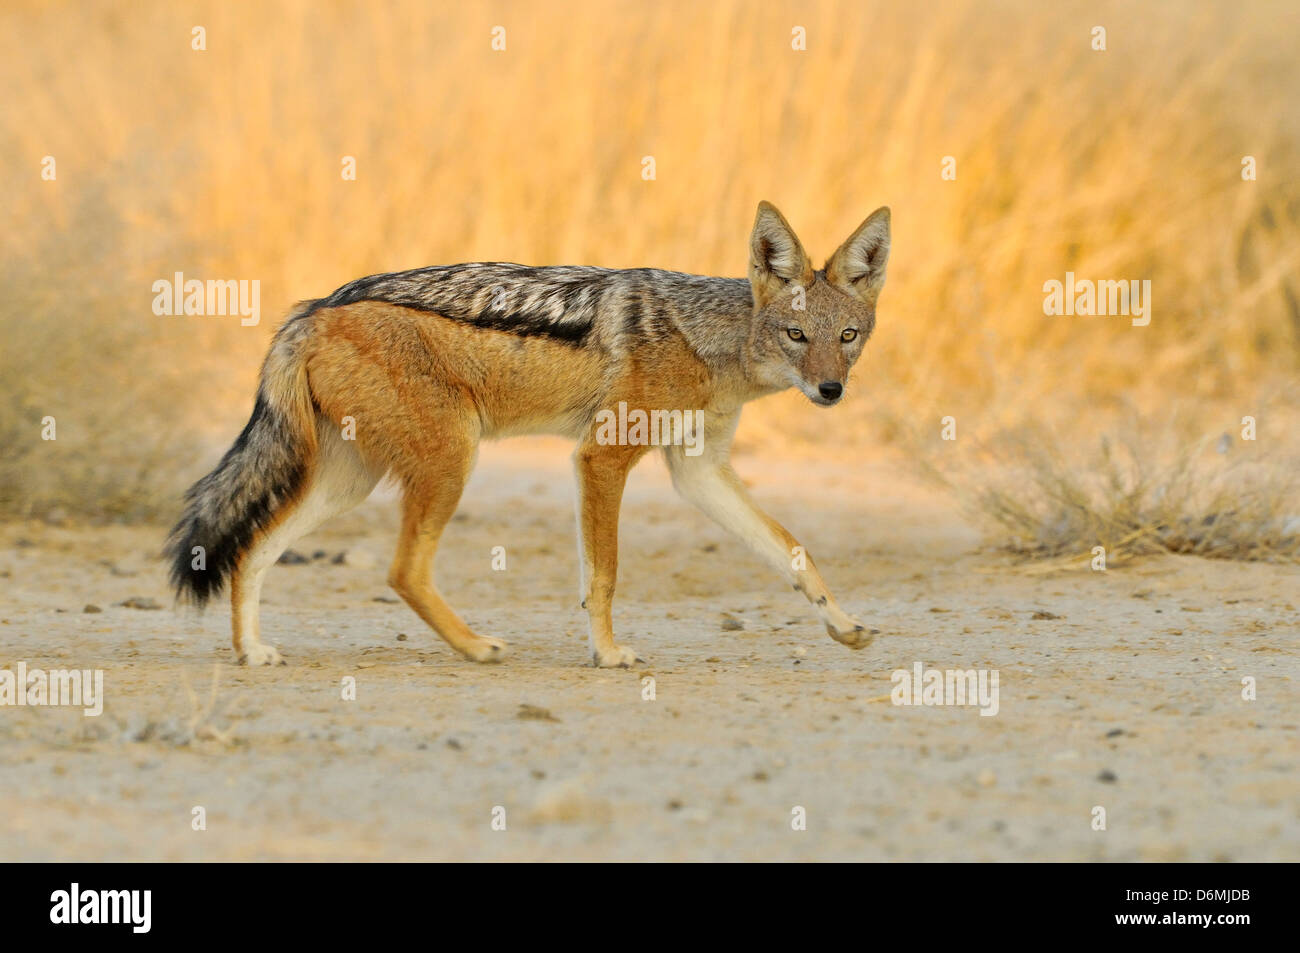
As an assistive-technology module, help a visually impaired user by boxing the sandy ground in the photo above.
[0,440,1296,861]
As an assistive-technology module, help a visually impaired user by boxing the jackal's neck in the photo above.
[653,274,755,372]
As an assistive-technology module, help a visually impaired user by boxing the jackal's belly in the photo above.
[463,338,608,440]
[476,386,600,441]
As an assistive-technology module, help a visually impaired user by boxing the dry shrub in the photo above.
[954,428,1300,564]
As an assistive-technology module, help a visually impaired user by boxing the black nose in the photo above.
[818,381,843,401]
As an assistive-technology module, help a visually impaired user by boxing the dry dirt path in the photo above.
[1,442,1295,860]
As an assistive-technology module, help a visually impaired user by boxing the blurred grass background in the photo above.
[2,0,1297,544]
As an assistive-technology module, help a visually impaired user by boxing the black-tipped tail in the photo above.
[165,391,311,607]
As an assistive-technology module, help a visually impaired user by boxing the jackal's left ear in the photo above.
[826,207,890,305]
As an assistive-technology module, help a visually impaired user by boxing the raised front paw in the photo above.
[459,635,508,664]
[591,643,643,668]
[825,615,879,650]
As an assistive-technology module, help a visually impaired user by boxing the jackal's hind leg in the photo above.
[232,424,381,665]
[389,445,505,663]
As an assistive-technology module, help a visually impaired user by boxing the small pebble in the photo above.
[517,704,560,722]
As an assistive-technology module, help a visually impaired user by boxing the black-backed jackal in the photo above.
[167,202,890,667]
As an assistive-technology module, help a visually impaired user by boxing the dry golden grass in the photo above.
[945,428,1300,564]
[2,0,1298,527]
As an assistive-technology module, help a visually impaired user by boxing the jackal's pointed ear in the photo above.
[826,207,890,305]
[749,201,813,309]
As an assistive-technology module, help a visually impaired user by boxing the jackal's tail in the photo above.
[166,305,321,606]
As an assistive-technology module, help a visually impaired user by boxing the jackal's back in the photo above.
[299,263,753,353]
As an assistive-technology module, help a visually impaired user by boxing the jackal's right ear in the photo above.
[749,201,813,309]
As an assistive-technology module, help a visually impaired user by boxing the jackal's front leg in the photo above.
[664,447,875,649]
[574,442,647,667]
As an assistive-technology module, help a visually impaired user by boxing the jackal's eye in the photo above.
[786,327,805,342]
[841,328,858,343]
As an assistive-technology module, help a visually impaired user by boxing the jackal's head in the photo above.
[745,201,890,406]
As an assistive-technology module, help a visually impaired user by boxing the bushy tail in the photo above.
[166,306,320,606]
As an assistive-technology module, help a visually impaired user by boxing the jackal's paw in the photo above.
[825,617,879,650]
[460,636,508,664]
[238,643,286,666]
[591,644,643,668]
